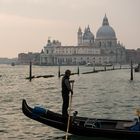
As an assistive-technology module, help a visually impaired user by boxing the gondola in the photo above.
[22,99,140,139]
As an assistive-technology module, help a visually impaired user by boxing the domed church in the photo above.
[40,15,126,65]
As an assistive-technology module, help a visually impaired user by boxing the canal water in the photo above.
[0,64,140,140]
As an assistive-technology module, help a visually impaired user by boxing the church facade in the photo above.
[40,15,126,65]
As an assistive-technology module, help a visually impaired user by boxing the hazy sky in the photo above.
[0,0,140,58]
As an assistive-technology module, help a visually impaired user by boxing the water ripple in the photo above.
[0,65,140,140]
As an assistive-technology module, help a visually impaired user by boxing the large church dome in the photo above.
[96,15,116,39]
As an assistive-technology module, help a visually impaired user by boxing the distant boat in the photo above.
[85,63,93,66]
[135,64,140,72]
[102,63,113,67]
[11,62,15,66]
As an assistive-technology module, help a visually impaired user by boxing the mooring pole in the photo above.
[29,61,32,82]
[58,65,60,78]
[130,60,133,81]
[104,65,106,71]
[120,63,122,69]
[93,63,95,72]
[113,65,115,70]
[77,66,79,75]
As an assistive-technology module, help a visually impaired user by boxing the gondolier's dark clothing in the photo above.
[61,75,71,117]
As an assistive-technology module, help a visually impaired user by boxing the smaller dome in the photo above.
[83,26,94,40]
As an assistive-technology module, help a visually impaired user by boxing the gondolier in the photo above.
[61,70,73,117]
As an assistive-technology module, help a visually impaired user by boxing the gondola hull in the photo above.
[22,99,140,139]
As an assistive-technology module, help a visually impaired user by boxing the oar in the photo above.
[65,81,74,140]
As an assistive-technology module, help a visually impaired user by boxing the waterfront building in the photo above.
[40,15,126,65]
[126,48,140,64]
[18,52,40,65]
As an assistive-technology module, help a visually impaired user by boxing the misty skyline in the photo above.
[0,0,140,58]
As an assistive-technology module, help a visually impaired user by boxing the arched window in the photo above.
[108,41,112,47]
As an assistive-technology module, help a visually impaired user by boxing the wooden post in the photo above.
[77,66,79,75]
[113,65,115,70]
[130,60,133,81]
[93,63,95,72]
[58,65,60,78]
[104,65,106,71]
[29,61,32,82]
[120,63,122,69]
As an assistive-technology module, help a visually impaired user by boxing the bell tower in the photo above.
[77,27,83,46]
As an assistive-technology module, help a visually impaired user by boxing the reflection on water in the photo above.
[0,64,140,140]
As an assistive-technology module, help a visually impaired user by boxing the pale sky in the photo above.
[0,0,140,58]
